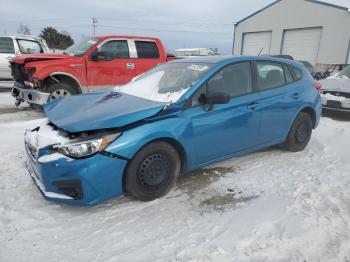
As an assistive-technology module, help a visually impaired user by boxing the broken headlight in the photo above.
[52,133,121,158]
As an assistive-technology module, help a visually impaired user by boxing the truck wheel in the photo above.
[284,112,313,152]
[46,83,77,101]
[125,141,181,201]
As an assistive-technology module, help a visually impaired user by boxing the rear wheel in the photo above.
[284,112,313,152]
[46,82,77,101]
[125,141,181,201]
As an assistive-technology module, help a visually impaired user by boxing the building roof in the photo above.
[236,0,350,25]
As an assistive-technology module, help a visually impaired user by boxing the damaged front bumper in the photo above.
[25,144,128,205]
[12,81,49,105]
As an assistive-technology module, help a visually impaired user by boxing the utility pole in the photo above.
[92,17,97,36]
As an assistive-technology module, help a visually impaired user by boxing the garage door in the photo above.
[242,31,272,56]
[281,27,322,63]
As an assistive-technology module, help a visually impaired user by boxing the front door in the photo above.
[86,40,135,92]
[0,37,15,79]
[184,62,261,165]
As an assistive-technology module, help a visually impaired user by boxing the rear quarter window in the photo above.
[256,62,285,90]
[0,37,15,54]
[135,41,160,58]
[291,66,302,80]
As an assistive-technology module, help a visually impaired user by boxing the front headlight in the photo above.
[52,133,121,158]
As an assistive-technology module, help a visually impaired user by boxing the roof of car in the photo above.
[0,35,44,40]
[171,55,302,67]
[95,35,161,41]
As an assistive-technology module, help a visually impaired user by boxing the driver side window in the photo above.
[191,62,253,106]
[100,40,130,60]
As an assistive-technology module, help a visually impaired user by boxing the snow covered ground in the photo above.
[1,97,350,261]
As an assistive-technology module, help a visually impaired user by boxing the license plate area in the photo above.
[327,100,341,108]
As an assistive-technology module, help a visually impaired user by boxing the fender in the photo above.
[24,59,87,86]
[105,116,195,170]
[285,97,321,140]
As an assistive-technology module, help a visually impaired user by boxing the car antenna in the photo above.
[258,48,263,56]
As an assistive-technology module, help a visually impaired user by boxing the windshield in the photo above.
[330,66,350,79]
[64,37,99,57]
[118,62,214,103]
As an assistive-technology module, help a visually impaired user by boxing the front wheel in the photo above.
[284,112,313,152]
[46,82,77,101]
[124,141,181,201]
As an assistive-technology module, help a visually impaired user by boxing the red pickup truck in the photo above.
[11,35,171,105]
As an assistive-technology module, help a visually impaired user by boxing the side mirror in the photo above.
[91,51,110,61]
[198,92,230,111]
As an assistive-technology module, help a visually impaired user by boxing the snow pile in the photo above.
[25,120,70,150]
[1,111,350,261]
[0,92,28,109]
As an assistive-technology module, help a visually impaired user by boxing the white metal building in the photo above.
[233,0,350,66]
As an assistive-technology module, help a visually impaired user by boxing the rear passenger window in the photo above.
[284,65,294,83]
[135,41,159,58]
[0,37,15,54]
[291,66,302,80]
[256,62,285,90]
[207,62,253,97]
[100,40,130,59]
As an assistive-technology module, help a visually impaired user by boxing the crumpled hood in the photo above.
[10,53,70,64]
[321,78,350,92]
[43,91,167,133]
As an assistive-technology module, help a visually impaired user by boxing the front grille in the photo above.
[26,143,38,159]
[323,91,350,98]
[11,63,28,84]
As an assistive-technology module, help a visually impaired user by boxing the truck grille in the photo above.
[323,91,350,99]
[26,143,38,159]
[11,63,27,84]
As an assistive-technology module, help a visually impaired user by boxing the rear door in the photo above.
[86,39,135,91]
[183,62,261,164]
[0,37,15,79]
[255,61,301,144]
[130,40,162,77]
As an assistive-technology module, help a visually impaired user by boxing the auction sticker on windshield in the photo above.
[187,64,209,71]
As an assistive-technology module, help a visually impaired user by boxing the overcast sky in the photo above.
[0,0,347,53]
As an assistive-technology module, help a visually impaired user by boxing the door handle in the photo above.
[126,63,135,69]
[291,93,300,100]
[247,102,258,110]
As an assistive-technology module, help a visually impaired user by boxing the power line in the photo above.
[97,24,230,35]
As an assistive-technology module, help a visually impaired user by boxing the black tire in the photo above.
[46,82,77,101]
[125,141,181,201]
[284,112,313,152]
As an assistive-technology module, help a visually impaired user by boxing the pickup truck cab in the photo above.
[0,35,48,87]
[11,35,169,105]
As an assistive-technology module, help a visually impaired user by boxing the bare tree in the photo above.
[17,23,31,35]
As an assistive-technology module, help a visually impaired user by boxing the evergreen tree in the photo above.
[39,27,74,50]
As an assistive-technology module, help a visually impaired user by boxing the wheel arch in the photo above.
[300,106,317,128]
[44,73,82,94]
[121,137,187,192]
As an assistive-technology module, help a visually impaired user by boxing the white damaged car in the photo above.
[320,66,350,115]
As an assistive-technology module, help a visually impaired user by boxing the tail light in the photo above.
[314,81,322,92]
